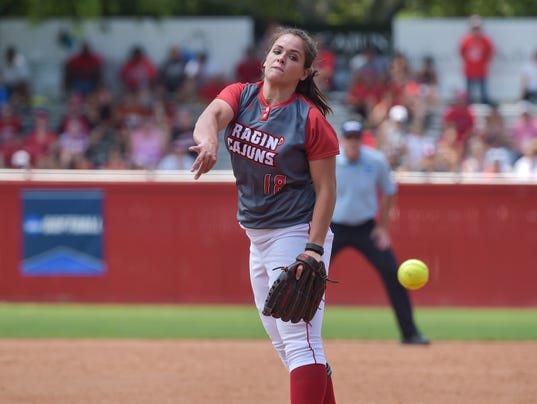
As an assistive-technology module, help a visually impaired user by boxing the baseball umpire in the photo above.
[330,119,430,345]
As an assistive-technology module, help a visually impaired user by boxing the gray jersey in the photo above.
[218,82,339,229]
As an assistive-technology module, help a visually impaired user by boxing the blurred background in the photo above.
[1,0,537,172]
[0,0,536,308]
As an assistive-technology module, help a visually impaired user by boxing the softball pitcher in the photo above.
[190,27,339,404]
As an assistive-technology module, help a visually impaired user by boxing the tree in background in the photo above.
[1,0,536,26]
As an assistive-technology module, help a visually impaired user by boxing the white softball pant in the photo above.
[243,222,334,372]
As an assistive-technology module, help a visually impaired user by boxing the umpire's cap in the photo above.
[341,119,363,138]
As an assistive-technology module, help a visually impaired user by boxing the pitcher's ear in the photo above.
[301,68,311,81]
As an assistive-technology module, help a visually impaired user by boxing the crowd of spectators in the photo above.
[340,15,537,178]
[343,47,537,177]
[1,19,537,178]
[0,40,230,170]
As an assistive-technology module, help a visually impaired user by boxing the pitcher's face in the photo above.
[342,136,362,162]
[263,34,309,86]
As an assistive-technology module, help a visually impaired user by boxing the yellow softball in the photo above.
[397,259,429,290]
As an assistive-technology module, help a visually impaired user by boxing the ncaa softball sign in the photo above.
[21,189,105,276]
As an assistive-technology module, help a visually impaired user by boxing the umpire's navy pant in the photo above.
[330,220,419,339]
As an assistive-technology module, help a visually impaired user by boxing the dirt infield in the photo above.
[1,340,536,404]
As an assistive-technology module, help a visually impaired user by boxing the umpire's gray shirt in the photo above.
[332,145,397,226]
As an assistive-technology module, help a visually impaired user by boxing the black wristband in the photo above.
[305,243,324,256]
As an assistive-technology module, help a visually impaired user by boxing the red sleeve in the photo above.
[305,106,339,161]
[215,82,249,115]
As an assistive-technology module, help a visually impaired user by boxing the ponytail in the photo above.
[296,70,332,116]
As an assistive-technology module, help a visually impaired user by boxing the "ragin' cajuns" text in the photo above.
[226,122,283,166]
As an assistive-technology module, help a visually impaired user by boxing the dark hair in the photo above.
[265,27,332,116]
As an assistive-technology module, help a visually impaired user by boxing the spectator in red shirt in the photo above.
[312,36,337,92]
[198,73,229,105]
[459,15,495,104]
[0,103,22,147]
[345,72,386,122]
[1,133,26,168]
[0,105,28,168]
[63,41,103,97]
[57,93,92,134]
[441,90,476,159]
[23,109,58,168]
[119,46,158,93]
[234,46,263,83]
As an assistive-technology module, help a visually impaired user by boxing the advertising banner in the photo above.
[21,189,105,276]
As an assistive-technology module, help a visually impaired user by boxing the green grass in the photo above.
[323,306,537,341]
[0,303,536,340]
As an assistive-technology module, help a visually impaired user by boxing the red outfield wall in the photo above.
[0,173,536,307]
